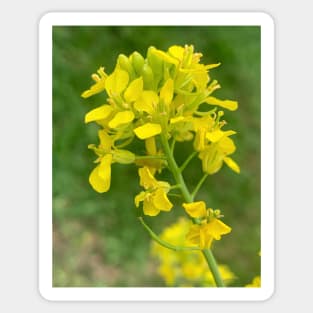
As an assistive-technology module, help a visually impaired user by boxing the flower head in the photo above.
[135,167,173,216]
[182,201,231,249]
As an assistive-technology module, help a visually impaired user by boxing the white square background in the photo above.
[39,12,274,301]
[1,0,312,311]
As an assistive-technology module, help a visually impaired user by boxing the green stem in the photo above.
[138,217,201,252]
[202,249,225,287]
[160,132,225,287]
[191,173,209,199]
[179,151,197,173]
[135,155,166,160]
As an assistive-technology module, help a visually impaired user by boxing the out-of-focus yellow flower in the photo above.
[135,167,173,216]
[151,217,236,287]
[245,276,261,287]
[183,202,231,249]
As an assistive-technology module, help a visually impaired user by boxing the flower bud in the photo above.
[130,51,145,75]
[142,64,154,90]
[113,149,136,164]
[147,46,163,88]
[118,54,135,78]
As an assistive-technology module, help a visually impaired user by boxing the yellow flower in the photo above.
[245,276,261,287]
[182,202,231,249]
[198,129,240,174]
[88,130,135,193]
[81,67,108,98]
[135,167,173,216]
[151,217,236,287]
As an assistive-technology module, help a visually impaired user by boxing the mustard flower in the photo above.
[182,201,231,249]
[135,167,173,216]
[151,217,236,287]
[88,130,135,193]
[81,67,108,98]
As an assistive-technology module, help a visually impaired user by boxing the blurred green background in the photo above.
[53,26,260,287]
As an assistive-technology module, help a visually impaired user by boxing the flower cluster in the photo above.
[151,217,236,287]
[83,44,239,194]
[82,44,239,262]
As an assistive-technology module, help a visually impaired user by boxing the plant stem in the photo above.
[179,151,197,173]
[191,173,209,199]
[202,249,225,287]
[135,155,166,160]
[138,217,201,252]
[160,132,225,287]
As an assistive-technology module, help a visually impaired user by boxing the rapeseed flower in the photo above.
[135,167,173,216]
[183,201,231,249]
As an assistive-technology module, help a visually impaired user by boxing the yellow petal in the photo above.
[143,197,160,216]
[134,123,162,140]
[194,127,207,151]
[168,45,185,60]
[152,189,173,212]
[183,201,207,218]
[108,110,134,128]
[145,137,157,155]
[170,116,186,124]
[206,130,225,143]
[186,224,201,245]
[134,91,159,114]
[205,218,232,240]
[224,157,240,174]
[134,191,146,207]
[218,137,236,154]
[105,69,129,96]
[160,78,174,107]
[98,130,112,152]
[205,63,221,70]
[124,77,143,103]
[84,105,113,123]
[205,96,238,111]
[81,81,106,98]
[138,167,158,189]
[151,49,179,65]
[89,154,112,193]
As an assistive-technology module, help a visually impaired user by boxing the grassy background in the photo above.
[52,26,260,287]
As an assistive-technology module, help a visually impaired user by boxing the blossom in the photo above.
[151,217,236,287]
[182,201,231,249]
[81,67,108,98]
[245,276,261,287]
[135,167,173,216]
[88,130,135,193]
[198,129,240,174]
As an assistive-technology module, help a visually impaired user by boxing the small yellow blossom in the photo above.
[245,276,261,287]
[151,217,236,287]
[183,202,231,249]
[135,167,173,216]
[81,67,108,98]
[88,130,135,193]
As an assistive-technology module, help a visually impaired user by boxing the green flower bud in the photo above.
[130,51,145,75]
[118,54,135,78]
[141,64,154,90]
[147,46,164,88]
[113,149,136,164]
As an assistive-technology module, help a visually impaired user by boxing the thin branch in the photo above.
[179,151,197,173]
[191,173,209,200]
[138,217,200,252]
